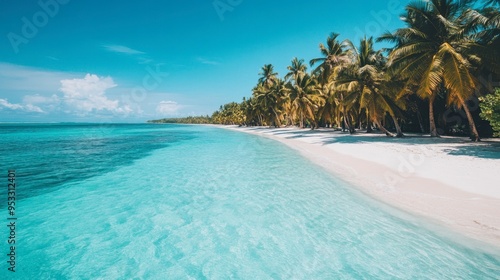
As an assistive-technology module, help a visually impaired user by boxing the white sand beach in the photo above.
[222,126,500,248]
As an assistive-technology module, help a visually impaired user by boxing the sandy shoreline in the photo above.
[219,125,500,249]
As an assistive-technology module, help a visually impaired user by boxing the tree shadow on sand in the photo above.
[251,128,500,160]
[441,143,500,159]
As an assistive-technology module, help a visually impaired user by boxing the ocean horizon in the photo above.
[1,123,499,279]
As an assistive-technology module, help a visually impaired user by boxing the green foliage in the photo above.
[148,116,212,124]
[211,102,245,125]
[480,89,500,136]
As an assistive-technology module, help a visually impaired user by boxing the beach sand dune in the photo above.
[223,126,500,249]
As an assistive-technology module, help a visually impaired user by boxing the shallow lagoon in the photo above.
[1,124,499,279]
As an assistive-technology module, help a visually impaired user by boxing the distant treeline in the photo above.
[148,116,212,124]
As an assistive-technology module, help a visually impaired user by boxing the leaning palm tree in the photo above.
[379,77,409,137]
[360,89,397,136]
[310,33,352,85]
[379,0,481,141]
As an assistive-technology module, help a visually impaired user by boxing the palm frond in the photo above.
[437,42,476,106]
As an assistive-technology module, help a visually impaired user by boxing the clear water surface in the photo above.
[0,123,499,279]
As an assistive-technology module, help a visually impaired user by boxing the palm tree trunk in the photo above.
[460,99,480,142]
[366,111,373,133]
[347,113,355,134]
[343,109,355,134]
[374,119,395,137]
[429,97,439,137]
[336,110,342,129]
[300,112,304,128]
[357,112,362,129]
[342,109,349,132]
[416,109,425,133]
[272,108,281,127]
[390,114,404,137]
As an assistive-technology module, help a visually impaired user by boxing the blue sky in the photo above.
[0,0,411,122]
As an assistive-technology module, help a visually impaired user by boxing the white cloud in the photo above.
[0,64,145,120]
[102,44,153,64]
[156,101,181,115]
[196,57,220,65]
[0,99,22,110]
[24,104,44,113]
[0,98,43,113]
[103,44,145,55]
[60,74,132,114]
[23,94,61,112]
[23,94,60,105]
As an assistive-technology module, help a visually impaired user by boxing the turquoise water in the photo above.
[1,123,499,279]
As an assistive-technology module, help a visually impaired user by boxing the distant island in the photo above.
[148,116,212,124]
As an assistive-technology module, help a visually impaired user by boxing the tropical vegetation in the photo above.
[151,0,500,141]
[480,88,500,136]
[148,116,212,124]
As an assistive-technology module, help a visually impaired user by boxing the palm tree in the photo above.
[285,57,307,81]
[379,77,409,137]
[336,36,405,137]
[379,0,481,141]
[346,36,384,132]
[287,74,321,128]
[253,85,279,127]
[310,33,355,132]
[310,33,351,85]
[243,97,265,126]
[213,102,245,125]
[317,84,340,128]
[258,64,278,88]
[272,78,290,125]
[240,97,251,126]
[253,78,288,127]
[463,5,500,80]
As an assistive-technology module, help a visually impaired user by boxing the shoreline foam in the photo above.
[219,125,500,250]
